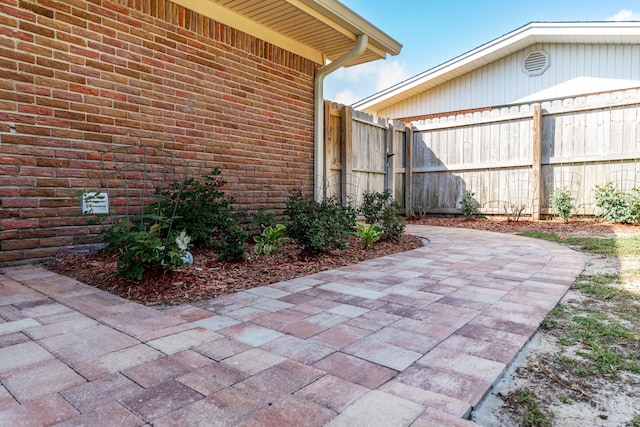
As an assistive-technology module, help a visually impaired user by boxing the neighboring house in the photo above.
[0,0,400,264]
[354,21,640,121]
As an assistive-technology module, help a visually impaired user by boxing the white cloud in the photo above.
[333,89,360,105]
[606,9,640,21]
[374,60,411,91]
[325,59,412,104]
[331,60,411,88]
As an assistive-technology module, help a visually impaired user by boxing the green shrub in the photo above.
[254,223,290,255]
[361,190,391,224]
[159,168,247,261]
[252,208,280,229]
[356,223,383,249]
[284,192,356,254]
[380,203,406,240]
[99,216,192,281]
[549,188,574,222]
[594,182,640,224]
[459,191,479,218]
[360,190,406,240]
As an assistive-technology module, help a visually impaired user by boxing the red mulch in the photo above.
[49,234,424,306]
[406,216,640,236]
[49,217,640,306]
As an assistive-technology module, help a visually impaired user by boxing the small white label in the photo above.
[82,192,109,214]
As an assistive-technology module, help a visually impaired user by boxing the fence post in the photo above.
[340,104,353,206]
[531,103,543,220]
[386,120,394,194]
[405,124,413,216]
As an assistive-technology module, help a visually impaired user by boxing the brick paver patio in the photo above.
[0,225,584,426]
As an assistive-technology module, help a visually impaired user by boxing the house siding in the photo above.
[378,43,640,120]
[0,0,320,264]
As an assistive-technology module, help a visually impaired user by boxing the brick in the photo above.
[1,198,37,208]
[325,390,423,426]
[19,2,55,19]
[296,374,368,413]
[153,387,265,426]
[240,395,336,427]
[2,219,38,230]
[312,352,397,389]
[119,380,203,421]
[1,358,86,402]
[1,238,38,251]
[0,393,78,426]
[20,20,54,38]
[23,248,59,259]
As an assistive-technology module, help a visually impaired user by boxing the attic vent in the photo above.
[523,50,549,76]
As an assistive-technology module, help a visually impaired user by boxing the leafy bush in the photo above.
[252,208,280,229]
[360,190,406,240]
[99,216,192,281]
[284,192,356,254]
[594,182,640,224]
[355,223,383,249]
[211,214,248,261]
[159,168,247,261]
[380,203,406,240]
[254,223,289,255]
[549,188,574,222]
[361,190,391,224]
[459,191,479,218]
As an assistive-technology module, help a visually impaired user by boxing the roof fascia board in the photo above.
[285,0,386,59]
[172,0,325,63]
[297,0,402,57]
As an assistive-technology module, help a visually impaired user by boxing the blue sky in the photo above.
[324,1,640,105]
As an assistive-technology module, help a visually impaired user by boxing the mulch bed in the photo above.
[407,216,640,236]
[48,217,640,306]
[49,234,424,306]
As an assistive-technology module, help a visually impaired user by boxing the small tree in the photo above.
[550,188,575,222]
[459,191,480,218]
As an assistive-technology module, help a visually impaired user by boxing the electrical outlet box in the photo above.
[82,192,109,214]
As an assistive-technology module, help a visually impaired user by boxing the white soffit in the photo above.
[172,0,402,66]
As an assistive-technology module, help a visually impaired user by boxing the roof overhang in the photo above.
[170,0,402,66]
[354,21,640,112]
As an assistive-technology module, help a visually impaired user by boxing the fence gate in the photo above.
[324,101,407,209]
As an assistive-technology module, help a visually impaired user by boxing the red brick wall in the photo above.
[0,0,319,264]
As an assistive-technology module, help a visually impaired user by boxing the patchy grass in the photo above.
[573,274,627,298]
[531,230,640,378]
[508,231,640,425]
[517,232,640,257]
[506,388,553,427]
[543,276,640,377]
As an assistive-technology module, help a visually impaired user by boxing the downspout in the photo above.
[314,34,368,201]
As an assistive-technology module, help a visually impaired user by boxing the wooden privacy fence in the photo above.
[413,89,640,218]
[326,88,640,218]
[324,101,410,208]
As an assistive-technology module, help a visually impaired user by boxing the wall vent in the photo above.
[522,50,549,76]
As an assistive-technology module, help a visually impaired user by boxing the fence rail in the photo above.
[326,87,640,218]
